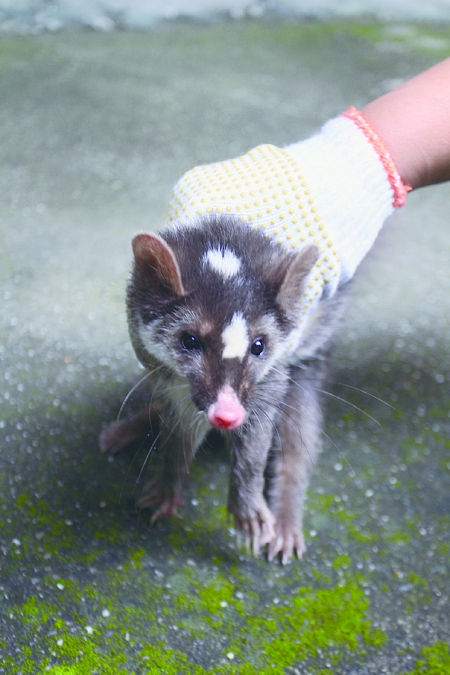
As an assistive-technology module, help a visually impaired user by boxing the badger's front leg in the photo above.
[228,417,277,555]
[267,358,326,564]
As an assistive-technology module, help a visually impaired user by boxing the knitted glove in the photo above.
[165,107,410,321]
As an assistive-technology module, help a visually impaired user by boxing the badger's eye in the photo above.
[181,332,202,352]
[250,338,264,356]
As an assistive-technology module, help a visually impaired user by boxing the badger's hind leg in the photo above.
[99,404,161,455]
[266,358,326,564]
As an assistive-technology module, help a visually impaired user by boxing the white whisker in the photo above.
[134,393,193,490]
[282,387,359,481]
[270,363,380,426]
[117,368,160,423]
[314,388,381,426]
[331,381,393,408]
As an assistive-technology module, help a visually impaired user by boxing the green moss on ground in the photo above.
[3,551,385,674]
[402,642,450,675]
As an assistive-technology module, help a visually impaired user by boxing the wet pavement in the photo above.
[1,19,450,675]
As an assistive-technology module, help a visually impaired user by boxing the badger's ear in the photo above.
[276,244,320,317]
[132,233,185,297]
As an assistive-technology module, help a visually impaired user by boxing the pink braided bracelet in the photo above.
[342,106,411,208]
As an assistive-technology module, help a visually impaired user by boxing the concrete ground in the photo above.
[2,0,450,32]
[0,20,449,674]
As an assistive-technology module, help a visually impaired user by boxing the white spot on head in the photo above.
[222,312,249,360]
[203,247,242,279]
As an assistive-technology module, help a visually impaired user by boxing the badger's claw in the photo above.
[138,478,184,523]
[234,504,276,557]
[267,525,306,565]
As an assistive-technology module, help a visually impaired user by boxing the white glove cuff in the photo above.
[285,108,410,284]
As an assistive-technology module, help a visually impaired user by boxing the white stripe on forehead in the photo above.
[222,312,249,361]
[202,247,242,279]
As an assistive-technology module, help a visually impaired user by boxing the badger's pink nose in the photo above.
[207,386,246,430]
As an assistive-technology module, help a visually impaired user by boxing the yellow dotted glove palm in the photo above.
[166,143,340,312]
[162,111,407,359]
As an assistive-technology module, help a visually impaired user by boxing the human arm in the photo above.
[166,58,450,294]
[362,57,450,190]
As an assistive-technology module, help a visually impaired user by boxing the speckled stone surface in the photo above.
[0,22,449,674]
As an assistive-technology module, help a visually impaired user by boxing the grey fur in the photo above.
[100,215,347,562]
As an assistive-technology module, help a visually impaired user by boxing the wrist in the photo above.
[342,107,411,207]
[361,58,450,190]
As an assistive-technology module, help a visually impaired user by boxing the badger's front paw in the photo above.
[231,499,276,556]
[267,519,306,565]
